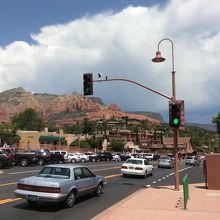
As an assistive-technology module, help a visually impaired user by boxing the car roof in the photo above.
[127,158,145,161]
[44,164,87,169]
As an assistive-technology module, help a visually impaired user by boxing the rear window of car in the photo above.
[126,159,143,165]
[37,167,70,179]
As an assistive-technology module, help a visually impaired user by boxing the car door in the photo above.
[81,167,97,193]
[144,160,152,172]
[73,167,96,196]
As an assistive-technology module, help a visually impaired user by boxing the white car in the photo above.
[112,154,121,161]
[121,158,153,178]
[66,153,81,163]
[74,153,89,162]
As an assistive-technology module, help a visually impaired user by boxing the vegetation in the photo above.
[0,124,20,147]
[12,108,45,131]
[109,139,124,152]
[212,112,220,137]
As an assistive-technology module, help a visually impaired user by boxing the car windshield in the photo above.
[160,157,170,160]
[36,167,70,179]
[126,159,143,165]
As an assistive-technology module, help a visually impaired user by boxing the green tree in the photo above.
[82,119,94,134]
[212,112,220,137]
[0,124,20,147]
[109,139,124,152]
[12,108,45,131]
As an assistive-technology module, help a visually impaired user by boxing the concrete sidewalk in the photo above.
[93,183,220,220]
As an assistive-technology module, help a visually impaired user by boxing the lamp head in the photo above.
[152,51,166,62]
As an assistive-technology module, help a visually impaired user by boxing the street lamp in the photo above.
[152,38,180,191]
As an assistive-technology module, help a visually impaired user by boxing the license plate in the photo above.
[27,195,38,202]
[129,167,134,169]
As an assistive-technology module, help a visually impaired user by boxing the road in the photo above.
[0,160,204,220]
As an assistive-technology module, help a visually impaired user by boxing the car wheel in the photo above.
[11,160,16,166]
[106,158,110,162]
[65,191,76,208]
[122,173,127,177]
[92,158,96,162]
[158,165,161,168]
[71,159,76,163]
[95,183,103,197]
[37,159,44,166]
[0,160,3,168]
[143,170,148,178]
[81,158,85,163]
[20,158,28,167]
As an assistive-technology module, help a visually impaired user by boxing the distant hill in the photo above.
[0,87,160,126]
[186,123,216,131]
[126,111,164,122]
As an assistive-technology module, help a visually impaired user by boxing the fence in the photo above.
[183,174,189,210]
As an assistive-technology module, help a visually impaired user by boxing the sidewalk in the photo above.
[93,183,220,220]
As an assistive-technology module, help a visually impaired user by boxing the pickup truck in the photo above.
[14,151,38,166]
[30,149,65,165]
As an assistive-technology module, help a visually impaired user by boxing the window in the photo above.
[74,168,84,180]
[144,160,149,165]
[81,167,94,178]
[36,167,70,179]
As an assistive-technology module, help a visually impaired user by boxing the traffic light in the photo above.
[83,73,93,96]
[169,101,184,128]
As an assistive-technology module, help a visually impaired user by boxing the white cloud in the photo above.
[0,0,220,123]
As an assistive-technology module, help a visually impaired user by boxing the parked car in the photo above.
[0,151,12,168]
[117,153,131,161]
[50,150,68,161]
[66,153,81,163]
[31,149,65,165]
[84,152,100,162]
[158,157,174,168]
[194,155,204,166]
[14,164,107,208]
[112,154,121,161]
[14,151,38,166]
[74,153,90,162]
[153,154,161,161]
[185,156,196,166]
[121,158,153,178]
[97,152,113,161]
[141,153,154,161]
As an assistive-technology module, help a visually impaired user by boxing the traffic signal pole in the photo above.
[93,78,172,100]
[87,38,182,191]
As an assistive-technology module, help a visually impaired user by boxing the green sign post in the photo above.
[183,174,189,210]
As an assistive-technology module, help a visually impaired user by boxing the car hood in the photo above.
[18,176,68,188]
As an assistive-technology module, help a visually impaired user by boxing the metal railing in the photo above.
[183,174,189,210]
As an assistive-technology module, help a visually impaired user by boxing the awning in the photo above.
[39,136,61,141]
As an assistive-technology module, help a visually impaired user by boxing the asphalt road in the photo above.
[0,160,204,220]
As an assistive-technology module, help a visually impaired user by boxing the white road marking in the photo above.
[153,181,157,184]
[162,177,166,179]
[146,185,151,188]
[158,179,161,181]
[8,170,39,175]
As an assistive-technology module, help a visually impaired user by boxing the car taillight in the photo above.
[135,167,143,170]
[17,183,60,193]
[121,166,127,169]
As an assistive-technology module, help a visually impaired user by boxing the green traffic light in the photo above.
[173,118,179,125]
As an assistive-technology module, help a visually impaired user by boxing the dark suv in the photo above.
[0,150,12,168]
[97,152,113,161]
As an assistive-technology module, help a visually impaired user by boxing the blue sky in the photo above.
[0,0,162,46]
[0,0,219,124]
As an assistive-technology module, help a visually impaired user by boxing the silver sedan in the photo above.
[15,164,107,208]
